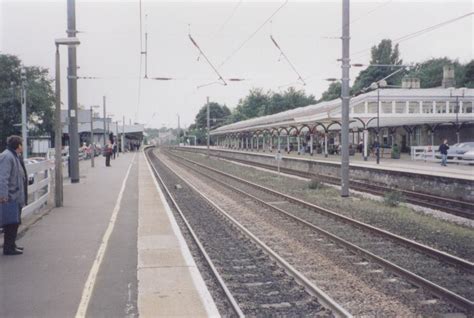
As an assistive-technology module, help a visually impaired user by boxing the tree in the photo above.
[319,82,341,102]
[194,102,231,129]
[0,54,55,151]
[351,39,404,93]
[462,60,474,88]
[227,87,315,123]
[407,57,465,88]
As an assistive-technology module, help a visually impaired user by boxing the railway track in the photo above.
[175,147,473,219]
[164,148,474,315]
[145,148,350,317]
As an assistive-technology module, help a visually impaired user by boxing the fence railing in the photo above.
[22,160,54,218]
[411,146,437,161]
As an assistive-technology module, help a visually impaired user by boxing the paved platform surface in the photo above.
[183,146,474,181]
[0,151,218,317]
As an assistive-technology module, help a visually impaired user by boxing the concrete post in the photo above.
[363,129,368,161]
[278,134,281,153]
[324,133,328,157]
[287,135,290,153]
[310,134,313,156]
[297,135,301,155]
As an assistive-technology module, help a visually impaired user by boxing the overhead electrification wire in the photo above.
[351,12,473,57]
[270,35,306,86]
[217,0,288,69]
[188,32,228,86]
[214,0,243,36]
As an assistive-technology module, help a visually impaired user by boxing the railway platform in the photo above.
[0,151,218,317]
[184,146,474,181]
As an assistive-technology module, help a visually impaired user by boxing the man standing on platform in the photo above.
[439,139,450,167]
[0,135,27,255]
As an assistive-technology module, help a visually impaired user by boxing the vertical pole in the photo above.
[103,96,107,146]
[21,68,28,159]
[340,0,350,197]
[122,115,125,153]
[67,0,79,183]
[297,135,301,155]
[177,114,180,145]
[376,88,380,164]
[54,45,63,207]
[116,121,119,157]
[287,135,290,153]
[90,108,95,167]
[278,134,281,153]
[363,128,368,160]
[206,96,210,158]
[324,133,328,157]
[456,96,460,143]
[310,134,313,156]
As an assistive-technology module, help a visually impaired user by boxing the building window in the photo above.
[422,101,434,113]
[395,101,405,113]
[353,103,365,114]
[367,101,378,113]
[448,101,459,114]
[408,101,420,113]
[463,101,473,113]
[381,102,392,114]
[436,101,447,113]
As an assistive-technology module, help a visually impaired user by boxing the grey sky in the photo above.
[1,0,472,129]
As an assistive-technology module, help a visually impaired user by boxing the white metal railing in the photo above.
[411,146,437,161]
[410,145,472,164]
[22,160,54,218]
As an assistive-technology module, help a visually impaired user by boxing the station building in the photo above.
[60,110,144,151]
[211,71,473,157]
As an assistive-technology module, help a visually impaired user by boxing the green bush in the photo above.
[391,144,400,159]
[308,178,322,190]
[384,190,405,207]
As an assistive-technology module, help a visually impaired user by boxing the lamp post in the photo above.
[54,37,80,207]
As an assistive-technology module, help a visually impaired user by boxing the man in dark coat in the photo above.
[0,135,28,255]
[439,138,450,167]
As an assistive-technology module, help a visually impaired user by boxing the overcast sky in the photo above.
[1,0,472,129]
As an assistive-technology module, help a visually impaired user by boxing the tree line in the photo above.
[0,54,55,151]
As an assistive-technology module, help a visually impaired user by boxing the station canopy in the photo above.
[211,87,473,136]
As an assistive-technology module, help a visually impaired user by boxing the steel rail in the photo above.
[165,150,474,314]
[144,148,245,318]
[152,149,352,318]
[167,150,473,272]
[174,147,473,219]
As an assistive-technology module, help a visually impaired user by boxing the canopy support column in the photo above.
[363,129,368,161]
[324,133,328,158]
[297,135,301,155]
[310,134,314,156]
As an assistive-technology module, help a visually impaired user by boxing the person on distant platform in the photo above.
[112,141,117,160]
[439,139,449,167]
[0,135,28,255]
[105,140,113,167]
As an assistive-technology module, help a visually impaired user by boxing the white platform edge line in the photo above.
[142,152,221,318]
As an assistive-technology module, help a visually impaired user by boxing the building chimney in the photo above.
[442,65,455,88]
[402,77,420,89]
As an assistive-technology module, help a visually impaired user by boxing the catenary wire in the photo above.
[351,11,473,58]
[217,0,288,69]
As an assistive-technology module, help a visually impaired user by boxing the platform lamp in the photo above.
[54,37,80,207]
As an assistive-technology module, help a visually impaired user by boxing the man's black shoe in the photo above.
[15,245,24,251]
[3,248,23,255]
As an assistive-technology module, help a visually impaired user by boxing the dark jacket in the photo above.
[0,148,27,207]
[439,143,449,155]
